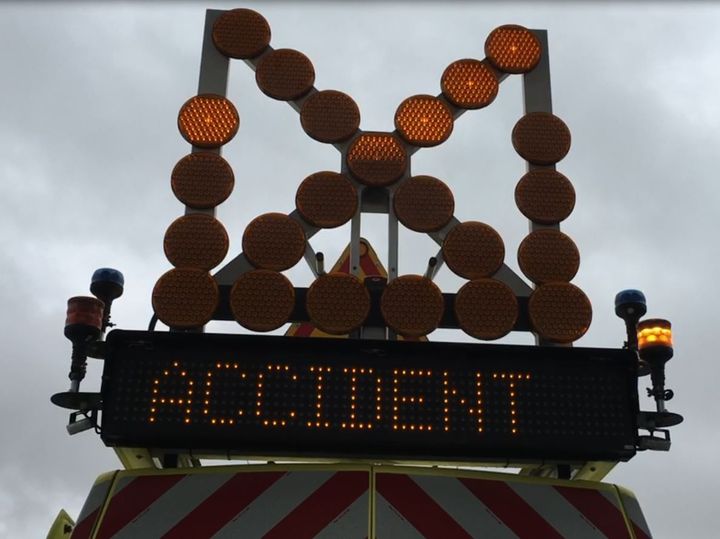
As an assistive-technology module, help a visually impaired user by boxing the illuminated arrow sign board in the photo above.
[101,330,638,462]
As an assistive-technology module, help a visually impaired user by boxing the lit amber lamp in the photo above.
[441,59,498,109]
[346,133,407,187]
[637,319,673,352]
[637,318,680,422]
[177,94,239,148]
[394,95,453,147]
[485,25,541,74]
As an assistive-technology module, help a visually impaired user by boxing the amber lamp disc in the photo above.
[393,175,454,233]
[528,282,592,343]
[442,221,505,279]
[514,169,575,224]
[300,90,361,143]
[212,8,271,59]
[485,24,541,74]
[230,270,295,332]
[177,94,239,149]
[394,95,454,147]
[171,152,235,209]
[517,229,579,284]
[152,268,219,329]
[296,171,358,229]
[164,213,229,271]
[455,279,518,340]
[256,48,315,101]
[381,275,444,337]
[512,112,571,166]
[346,133,407,187]
[306,273,370,335]
[242,213,306,271]
[441,59,499,109]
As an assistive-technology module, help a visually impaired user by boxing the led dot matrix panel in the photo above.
[101,331,638,463]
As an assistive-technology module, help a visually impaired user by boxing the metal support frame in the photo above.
[206,10,547,323]
[151,12,574,362]
[114,447,157,470]
[522,30,570,348]
[196,11,230,96]
[137,9,232,465]
[518,36,584,482]
[183,12,567,354]
[185,10,229,220]
[522,31,559,237]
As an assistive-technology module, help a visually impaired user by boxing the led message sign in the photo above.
[101,330,639,462]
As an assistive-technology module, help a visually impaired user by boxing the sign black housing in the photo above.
[101,330,639,462]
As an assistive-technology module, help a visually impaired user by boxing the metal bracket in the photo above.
[114,447,158,470]
[66,409,98,436]
[573,461,618,482]
[208,9,538,301]
[636,410,682,451]
[637,430,672,452]
[637,410,683,429]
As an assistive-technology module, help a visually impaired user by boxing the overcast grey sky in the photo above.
[1,2,717,537]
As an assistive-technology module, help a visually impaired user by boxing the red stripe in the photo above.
[460,478,563,539]
[376,474,472,538]
[337,257,350,274]
[95,475,184,539]
[263,472,368,539]
[359,253,382,277]
[555,486,631,539]
[162,472,285,538]
[291,323,315,337]
[632,522,652,539]
[70,508,98,539]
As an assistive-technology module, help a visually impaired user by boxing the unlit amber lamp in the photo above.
[637,319,673,351]
[65,296,104,332]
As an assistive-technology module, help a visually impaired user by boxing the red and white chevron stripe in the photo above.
[72,466,651,538]
[617,487,652,539]
[375,471,651,539]
[70,473,116,539]
[90,470,369,539]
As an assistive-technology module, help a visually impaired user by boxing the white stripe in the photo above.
[112,473,232,539]
[412,475,519,539]
[314,492,369,539]
[213,471,334,539]
[510,482,607,539]
[76,479,112,522]
[375,494,425,539]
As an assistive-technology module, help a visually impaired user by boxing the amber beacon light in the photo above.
[638,319,673,352]
[637,318,675,408]
[635,317,683,449]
